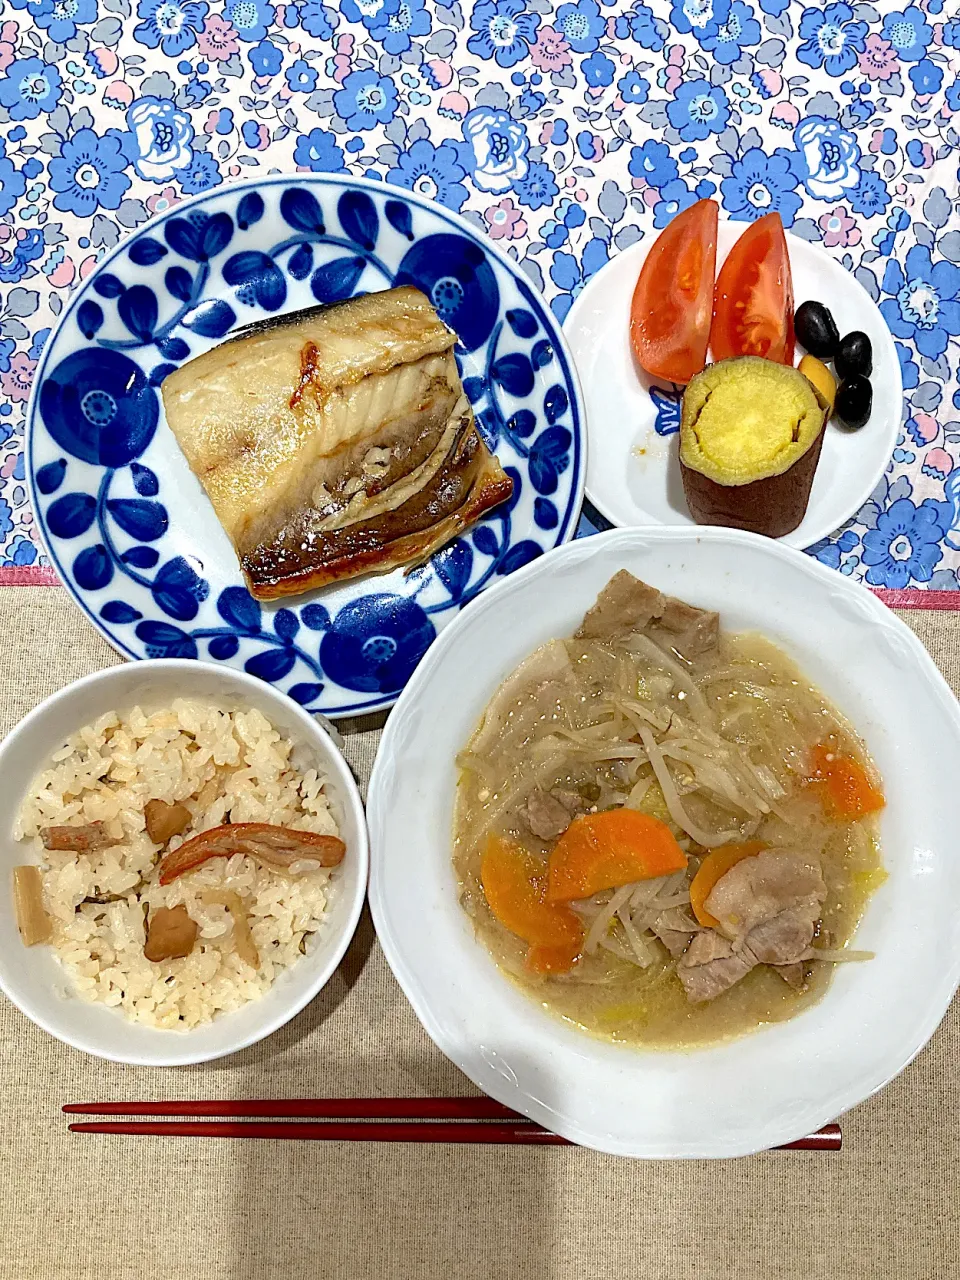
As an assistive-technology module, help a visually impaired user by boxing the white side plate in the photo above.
[565,226,900,549]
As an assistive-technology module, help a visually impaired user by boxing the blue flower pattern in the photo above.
[28,178,582,712]
[1,0,960,611]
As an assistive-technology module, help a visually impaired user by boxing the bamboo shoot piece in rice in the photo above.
[160,286,514,600]
[453,571,885,1048]
[13,866,51,946]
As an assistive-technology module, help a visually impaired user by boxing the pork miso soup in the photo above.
[453,572,885,1049]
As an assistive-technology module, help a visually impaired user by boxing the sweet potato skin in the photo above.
[680,421,826,538]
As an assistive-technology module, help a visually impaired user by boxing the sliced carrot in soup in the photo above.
[689,841,767,928]
[547,809,687,902]
[480,835,584,970]
[809,743,885,820]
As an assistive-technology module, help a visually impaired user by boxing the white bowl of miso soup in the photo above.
[368,526,960,1158]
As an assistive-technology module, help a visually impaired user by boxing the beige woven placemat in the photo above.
[0,587,956,1280]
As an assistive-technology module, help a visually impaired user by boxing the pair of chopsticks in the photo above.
[64,1097,841,1149]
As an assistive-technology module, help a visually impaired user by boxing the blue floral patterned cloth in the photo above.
[0,0,957,588]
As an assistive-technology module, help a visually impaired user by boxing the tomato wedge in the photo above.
[710,212,795,365]
[630,198,718,385]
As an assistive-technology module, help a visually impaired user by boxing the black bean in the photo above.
[795,301,840,358]
[835,375,872,429]
[835,331,873,380]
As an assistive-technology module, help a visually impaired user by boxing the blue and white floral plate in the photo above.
[565,225,901,551]
[26,175,585,718]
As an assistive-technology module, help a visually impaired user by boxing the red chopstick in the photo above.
[63,1098,841,1150]
[67,1119,565,1144]
[63,1096,518,1120]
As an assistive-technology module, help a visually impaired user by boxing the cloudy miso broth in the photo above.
[453,575,885,1050]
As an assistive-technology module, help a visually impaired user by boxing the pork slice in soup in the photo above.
[453,571,886,1049]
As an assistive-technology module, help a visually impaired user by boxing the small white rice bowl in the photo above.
[0,661,367,1065]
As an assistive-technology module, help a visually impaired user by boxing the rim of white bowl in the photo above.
[367,526,960,1157]
[0,659,369,1065]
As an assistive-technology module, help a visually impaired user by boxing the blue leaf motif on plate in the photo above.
[217,585,262,631]
[472,525,500,557]
[36,459,66,496]
[165,266,193,302]
[650,385,682,436]
[116,286,154,337]
[156,336,190,362]
[130,463,159,497]
[107,498,168,542]
[199,213,234,261]
[48,362,110,445]
[48,491,96,538]
[237,192,264,230]
[301,603,330,631]
[288,243,313,281]
[164,218,197,260]
[274,608,299,640]
[311,257,365,305]
[462,376,484,405]
[184,299,236,338]
[245,648,297,682]
[77,300,103,340]
[532,340,553,371]
[122,545,159,569]
[474,408,498,450]
[280,187,326,235]
[544,384,569,425]
[74,544,113,590]
[504,465,522,511]
[493,353,535,398]
[151,556,210,621]
[498,540,543,575]
[101,600,142,624]
[289,682,324,705]
[118,286,158,342]
[93,273,124,299]
[433,539,474,601]
[209,635,240,659]
[223,251,287,312]
[338,191,378,251]
[506,308,537,339]
[129,237,168,267]
[165,212,233,262]
[385,200,413,241]
[529,426,571,496]
[149,363,177,386]
[508,409,536,439]
[136,620,198,659]
[534,496,558,530]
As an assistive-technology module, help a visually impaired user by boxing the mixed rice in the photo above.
[14,699,340,1029]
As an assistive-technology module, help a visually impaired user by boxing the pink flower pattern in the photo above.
[484,198,527,240]
[1,353,36,403]
[818,206,860,248]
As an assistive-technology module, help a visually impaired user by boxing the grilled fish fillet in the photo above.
[161,286,513,599]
